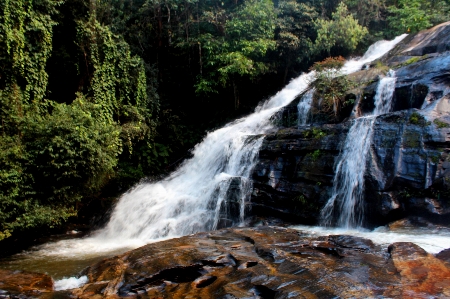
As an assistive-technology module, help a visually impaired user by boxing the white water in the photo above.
[297,88,314,126]
[293,225,450,254]
[54,276,88,291]
[0,35,417,286]
[321,70,398,228]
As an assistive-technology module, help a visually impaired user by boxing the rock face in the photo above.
[63,226,450,298]
[250,22,450,227]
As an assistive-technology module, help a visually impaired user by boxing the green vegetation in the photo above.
[314,3,368,55]
[403,130,421,148]
[0,0,449,241]
[310,56,355,119]
[396,56,426,68]
[304,128,327,139]
[310,149,322,162]
[434,119,450,128]
[375,61,390,74]
[409,112,431,127]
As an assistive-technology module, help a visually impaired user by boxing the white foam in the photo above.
[54,275,89,291]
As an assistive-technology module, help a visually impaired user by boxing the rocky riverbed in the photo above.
[1,225,450,298]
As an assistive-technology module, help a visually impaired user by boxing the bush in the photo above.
[0,98,122,240]
[310,57,354,120]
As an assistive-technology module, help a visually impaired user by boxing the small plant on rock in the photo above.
[310,56,354,120]
[434,119,450,128]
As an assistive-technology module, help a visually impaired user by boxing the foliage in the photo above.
[310,149,322,162]
[275,0,317,82]
[409,112,431,127]
[434,119,450,128]
[0,0,61,104]
[75,14,155,152]
[24,99,122,201]
[310,56,346,72]
[310,56,354,119]
[0,0,158,240]
[374,61,390,74]
[304,127,327,139]
[343,0,386,27]
[193,0,276,108]
[387,0,432,34]
[0,98,123,240]
[314,2,368,55]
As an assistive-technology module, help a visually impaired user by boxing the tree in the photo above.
[343,0,386,27]
[276,0,317,83]
[0,0,159,240]
[314,2,368,55]
[387,0,432,34]
[194,0,276,109]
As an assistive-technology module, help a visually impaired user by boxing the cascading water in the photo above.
[321,70,398,228]
[0,34,410,285]
[97,72,315,244]
[93,35,406,246]
[297,88,315,126]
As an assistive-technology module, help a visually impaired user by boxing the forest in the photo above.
[0,0,449,242]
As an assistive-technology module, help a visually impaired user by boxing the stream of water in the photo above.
[320,70,398,228]
[5,34,445,291]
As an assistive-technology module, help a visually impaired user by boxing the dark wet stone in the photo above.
[328,235,375,251]
[436,248,450,264]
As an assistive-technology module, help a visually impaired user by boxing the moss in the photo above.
[409,112,431,127]
[430,154,441,164]
[304,128,327,139]
[396,56,424,68]
[434,119,450,128]
[307,149,321,162]
[403,130,422,148]
[374,61,389,73]
[403,56,421,65]
[292,194,319,212]
[380,130,397,148]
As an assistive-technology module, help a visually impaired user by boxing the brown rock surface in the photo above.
[65,226,450,298]
[0,269,53,297]
[389,242,450,298]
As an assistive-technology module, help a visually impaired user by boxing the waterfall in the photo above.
[297,88,314,126]
[18,35,407,259]
[321,70,398,228]
[94,35,405,246]
[94,71,315,245]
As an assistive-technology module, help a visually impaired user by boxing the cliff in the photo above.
[250,22,450,227]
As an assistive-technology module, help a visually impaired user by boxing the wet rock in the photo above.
[0,269,53,298]
[328,235,375,251]
[66,226,450,298]
[389,242,450,297]
[251,124,349,223]
[386,21,450,59]
[436,248,450,264]
[238,261,258,269]
[193,275,217,288]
